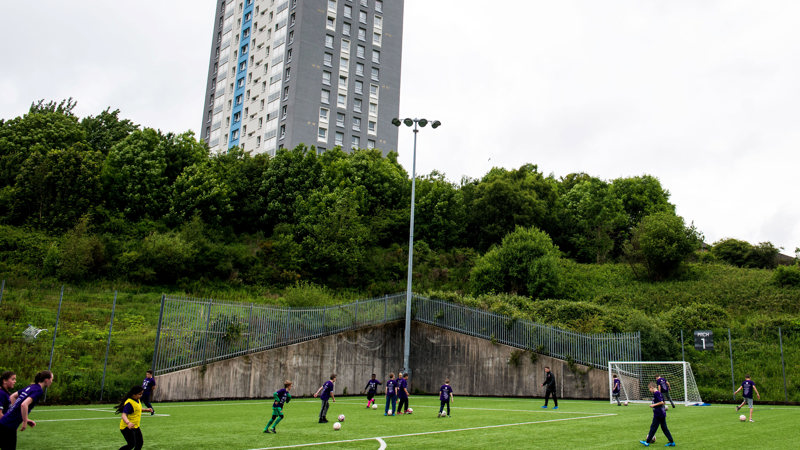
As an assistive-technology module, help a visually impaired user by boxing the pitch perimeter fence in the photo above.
[152,294,641,375]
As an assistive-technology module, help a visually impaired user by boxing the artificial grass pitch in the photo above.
[17,396,800,449]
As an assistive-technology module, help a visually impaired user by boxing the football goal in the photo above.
[608,361,703,406]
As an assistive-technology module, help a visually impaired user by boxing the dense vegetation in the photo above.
[1,100,798,404]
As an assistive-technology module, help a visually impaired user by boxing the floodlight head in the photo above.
[418,119,428,127]
[403,118,414,127]
[431,120,442,129]
[391,118,402,127]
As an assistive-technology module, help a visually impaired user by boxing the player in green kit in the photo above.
[264,380,292,434]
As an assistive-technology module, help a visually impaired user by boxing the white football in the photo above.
[739,414,746,422]
[333,422,341,431]
[338,414,345,422]
[624,401,629,406]
[372,404,378,410]
[407,408,413,414]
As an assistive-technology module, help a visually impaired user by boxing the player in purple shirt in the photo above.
[612,374,622,406]
[397,373,410,414]
[141,370,157,416]
[640,382,675,447]
[384,373,398,416]
[438,378,454,417]
[734,374,760,422]
[1,371,17,420]
[655,375,675,408]
[364,374,382,408]
[313,374,336,423]
[0,370,54,450]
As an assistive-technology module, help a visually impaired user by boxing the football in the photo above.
[372,404,378,410]
[739,414,747,422]
[338,414,346,422]
[406,408,413,414]
[333,422,341,431]
[623,401,629,406]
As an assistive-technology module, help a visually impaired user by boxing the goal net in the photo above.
[608,361,702,406]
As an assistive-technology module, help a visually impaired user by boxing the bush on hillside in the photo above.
[469,226,561,298]
[773,265,800,287]
[661,303,729,331]
[624,211,701,280]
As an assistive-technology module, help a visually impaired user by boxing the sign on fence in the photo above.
[694,330,714,350]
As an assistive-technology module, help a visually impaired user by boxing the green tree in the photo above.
[258,145,322,232]
[610,175,675,229]
[11,143,104,230]
[624,211,702,280]
[414,171,466,250]
[745,242,780,269]
[560,178,626,263]
[295,186,372,286]
[215,148,270,234]
[169,160,233,227]
[0,99,87,188]
[318,148,408,245]
[710,238,752,267]
[464,164,558,251]
[469,226,561,298]
[81,108,138,155]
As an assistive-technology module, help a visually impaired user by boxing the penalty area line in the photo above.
[250,413,617,450]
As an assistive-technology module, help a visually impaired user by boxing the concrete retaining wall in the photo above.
[155,321,609,402]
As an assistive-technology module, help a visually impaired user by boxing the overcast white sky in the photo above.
[1,1,798,254]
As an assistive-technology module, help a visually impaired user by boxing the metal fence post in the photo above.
[246,304,254,352]
[680,330,685,362]
[45,285,65,402]
[100,291,118,401]
[201,299,214,365]
[779,327,788,404]
[0,279,5,306]
[151,294,166,374]
[728,328,735,401]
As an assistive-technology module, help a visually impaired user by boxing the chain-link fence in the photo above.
[152,294,641,374]
[675,327,798,403]
[0,282,159,404]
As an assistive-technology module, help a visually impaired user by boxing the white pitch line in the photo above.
[249,413,617,450]
[376,437,387,450]
[35,414,170,423]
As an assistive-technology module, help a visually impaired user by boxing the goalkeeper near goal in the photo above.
[655,374,676,408]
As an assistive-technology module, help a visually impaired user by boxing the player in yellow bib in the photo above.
[115,386,153,449]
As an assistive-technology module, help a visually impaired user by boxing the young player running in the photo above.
[141,370,157,416]
[0,370,54,450]
[115,385,153,450]
[397,373,410,414]
[655,374,675,408]
[264,380,292,433]
[734,374,760,422]
[364,374,381,408]
[541,366,558,409]
[612,373,622,406]
[438,378,454,417]
[640,382,675,447]
[384,373,398,416]
[313,374,336,423]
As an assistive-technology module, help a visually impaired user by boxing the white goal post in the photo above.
[608,361,703,406]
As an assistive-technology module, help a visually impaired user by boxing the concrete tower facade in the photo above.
[201,0,403,156]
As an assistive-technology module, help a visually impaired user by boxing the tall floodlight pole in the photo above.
[392,117,442,375]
